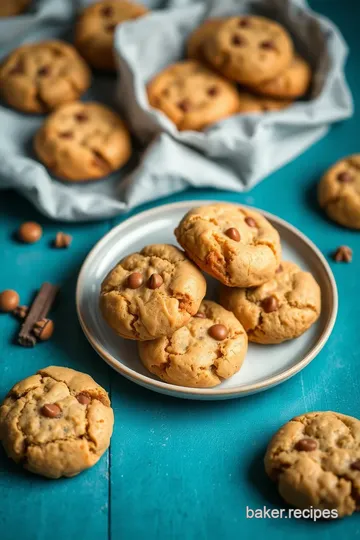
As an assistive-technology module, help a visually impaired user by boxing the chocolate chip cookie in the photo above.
[186,18,224,63]
[0,366,114,478]
[175,203,281,287]
[204,15,293,85]
[237,90,292,113]
[34,101,132,181]
[138,300,248,388]
[220,261,321,344]
[0,0,30,17]
[265,411,360,518]
[147,60,241,131]
[100,244,207,341]
[75,0,148,71]
[318,154,360,229]
[0,40,91,113]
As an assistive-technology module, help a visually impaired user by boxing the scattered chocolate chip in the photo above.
[276,264,283,273]
[18,221,43,244]
[127,272,143,289]
[295,438,317,452]
[75,112,88,122]
[261,295,278,313]
[208,324,228,341]
[207,86,219,97]
[38,65,50,77]
[177,99,191,112]
[333,245,352,263]
[41,403,62,418]
[225,227,240,242]
[33,318,54,341]
[244,216,257,228]
[77,393,91,405]
[9,61,24,75]
[232,34,245,46]
[337,171,353,183]
[58,131,73,139]
[54,232,72,249]
[194,312,206,319]
[260,40,275,50]
[350,459,360,471]
[238,18,250,27]
[148,273,163,289]
[105,22,117,32]
[13,305,29,320]
[101,5,113,16]
[0,289,19,313]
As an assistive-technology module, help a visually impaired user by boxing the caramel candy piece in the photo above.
[0,289,19,312]
[208,324,228,341]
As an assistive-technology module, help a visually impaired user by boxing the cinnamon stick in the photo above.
[18,282,59,347]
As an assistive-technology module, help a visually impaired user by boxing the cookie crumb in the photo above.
[332,245,352,263]
[54,232,72,249]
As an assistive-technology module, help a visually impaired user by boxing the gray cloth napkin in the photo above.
[0,0,353,221]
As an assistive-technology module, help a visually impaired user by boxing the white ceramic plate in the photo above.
[76,201,337,400]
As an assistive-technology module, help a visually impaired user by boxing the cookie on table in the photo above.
[237,90,292,114]
[220,261,321,344]
[318,154,360,229]
[249,54,311,99]
[0,0,30,17]
[204,15,293,85]
[265,411,360,518]
[175,203,281,287]
[186,18,224,63]
[0,40,91,113]
[34,101,132,181]
[0,366,114,479]
[147,60,241,131]
[138,300,248,388]
[75,0,148,71]
[100,244,207,341]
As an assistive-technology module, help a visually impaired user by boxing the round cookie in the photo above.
[265,411,360,518]
[175,203,281,287]
[100,244,207,341]
[318,154,360,229]
[0,366,114,479]
[249,54,311,99]
[147,60,241,131]
[220,261,321,344]
[138,300,248,388]
[0,0,30,17]
[0,40,91,113]
[204,15,294,85]
[186,18,224,63]
[237,90,292,114]
[75,0,148,71]
[34,101,132,182]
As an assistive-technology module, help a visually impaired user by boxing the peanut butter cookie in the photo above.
[75,0,148,71]
[0,366,114,479]
[175,203,281,287]
[220,261,321,344]
[138,300,248,388]
[0,0,30,17]
[318,154,360,229]
[265,411,360,518]
[204,15,293,85]
[147,60,241,131]
[186,18,224,63]
[0,40,91,113]
[34,101,132,181]
[100,244,207,341]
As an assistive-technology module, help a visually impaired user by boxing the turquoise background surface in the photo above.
[1,1,360,538]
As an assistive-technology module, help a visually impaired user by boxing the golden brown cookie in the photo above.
[138,300,248,388]
[249,54,311,99]
[237,90,292,113]
[75,0,148,71]
[147,60,241,131]
[204,15,293,85]
[0,40,91,113]
[34,101,132,182]
[0,366,114,479]
[175,203,281,287]
[186,18,224,63]
[0,0,30,17]
[318,154,360,229]
[265,411,360,518]
[100,244,207,341]
[220,261,321,344]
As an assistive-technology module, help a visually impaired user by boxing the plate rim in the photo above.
[76,200,338,399]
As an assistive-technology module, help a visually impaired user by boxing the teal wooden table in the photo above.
[1,2,360,538]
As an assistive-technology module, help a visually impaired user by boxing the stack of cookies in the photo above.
[147,15,312,131]
[100,203,321,388]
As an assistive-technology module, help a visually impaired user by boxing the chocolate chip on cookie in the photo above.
[77,393,91,405]
[41,403,62,418]
[295,438,317,451]
[127,272,144,289]
[225,227,241,241]
[208,324,228,341]
[148,273,163,289]
[261,296,278,313]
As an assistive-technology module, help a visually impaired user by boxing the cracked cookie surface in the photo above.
[204,15,293,85]
[0,366,114,479]
[100,244,207,340]
[0,40,91,113]
[138,300,248,387]
[147,60,241,131]
[219,261,321,344]
[318,154,360,229]
[175,203,281,287]
[75,0,148,71]
[34,101,132,181]
[265,411,360,517]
